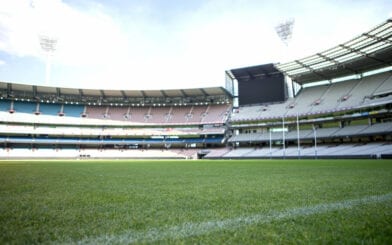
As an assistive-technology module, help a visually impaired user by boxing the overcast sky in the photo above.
[0,0,391,90]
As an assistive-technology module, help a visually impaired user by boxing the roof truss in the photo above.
[276,18,392,84]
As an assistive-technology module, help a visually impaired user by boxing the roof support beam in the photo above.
[339,44,392,66]
[258,67,270,78]
[180,89,188,97]
[160,90,168,97]
[275,19,392,84]
[225,70,235,80]
[294,60,330,81]
[32,86,37,98]
[246,71,255,80]
[200,88,209,96]
[316,53,358,74]
[362,33,392,44]
[7,83,12,97]
[120,90,127,99]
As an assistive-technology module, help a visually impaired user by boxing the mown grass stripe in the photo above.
[74,192,392,244]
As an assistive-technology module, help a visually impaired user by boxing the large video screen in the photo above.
[238,74,286,106]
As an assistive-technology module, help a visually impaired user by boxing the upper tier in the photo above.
[0,82,232,106]
[231,71,392,122]
[0,101,232,126]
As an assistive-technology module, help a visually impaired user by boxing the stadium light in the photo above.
[275,18,296,98]
[275,18,295,46]
[39,35,58,85]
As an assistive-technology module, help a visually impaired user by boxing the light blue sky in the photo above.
[0,0,391,90]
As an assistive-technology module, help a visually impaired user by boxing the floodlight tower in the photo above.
[39,35,57,85]
[275,18,295,46]
[275,18,295,158]
[275,18,296,97]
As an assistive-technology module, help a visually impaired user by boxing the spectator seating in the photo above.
[0,100,11,111]
[0,148,190,159]
[63,104,85,117]
[0,98,231,125]
[38,103,61,116]
[205,142,392,159]
[231,72,392,121]
[228,122,392,143]
[13,101,36,114]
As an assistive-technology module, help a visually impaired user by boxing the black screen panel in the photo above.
[238,73,285,106]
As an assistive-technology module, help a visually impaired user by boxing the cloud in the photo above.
[0,0,130,67]
[0,0,40,57]
[1,0,391,90]
[0,59,5,66]
[0,0,287,89]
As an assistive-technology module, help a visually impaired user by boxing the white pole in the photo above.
[282,116,285,159]
[45,53,51,85]
[297,113,300,158]
[313,125,317,159]
[39,35,57,86]
[269,129,272,159]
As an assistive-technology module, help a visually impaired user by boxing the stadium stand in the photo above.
[85,106,107,119]
[230,71,392,121]
[0,99,231,125]
[225,20,392,159]
[332,124,369,137]
[0,100,11,111]
[38,103,61,116]
[0,18,391,159]
[204,142,392,159]
[337,72,392,110]
[228,122,392,143]
[0,148,192,159]
[62,104,84,117]
[310,79,358,113]
[13,101,36,114]
[0,85,231,158]
[360,122,392,135]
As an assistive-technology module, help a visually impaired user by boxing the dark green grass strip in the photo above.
[0,159,391,244]
[178,199,392,245]
[78,192,392,244]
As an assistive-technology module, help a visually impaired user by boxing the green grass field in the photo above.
[0,159,391,244]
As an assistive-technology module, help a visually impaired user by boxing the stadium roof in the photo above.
[275,18,392,84]
[226,63,282,82]
[0,81,232,105]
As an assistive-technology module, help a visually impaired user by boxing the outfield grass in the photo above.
[0,159,391,244]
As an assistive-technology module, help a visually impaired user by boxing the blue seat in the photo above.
[13,101,36,114]
[63,104,84,117]
[39,103,61,116]
[205,137,223,143]
[0,100,11,112]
